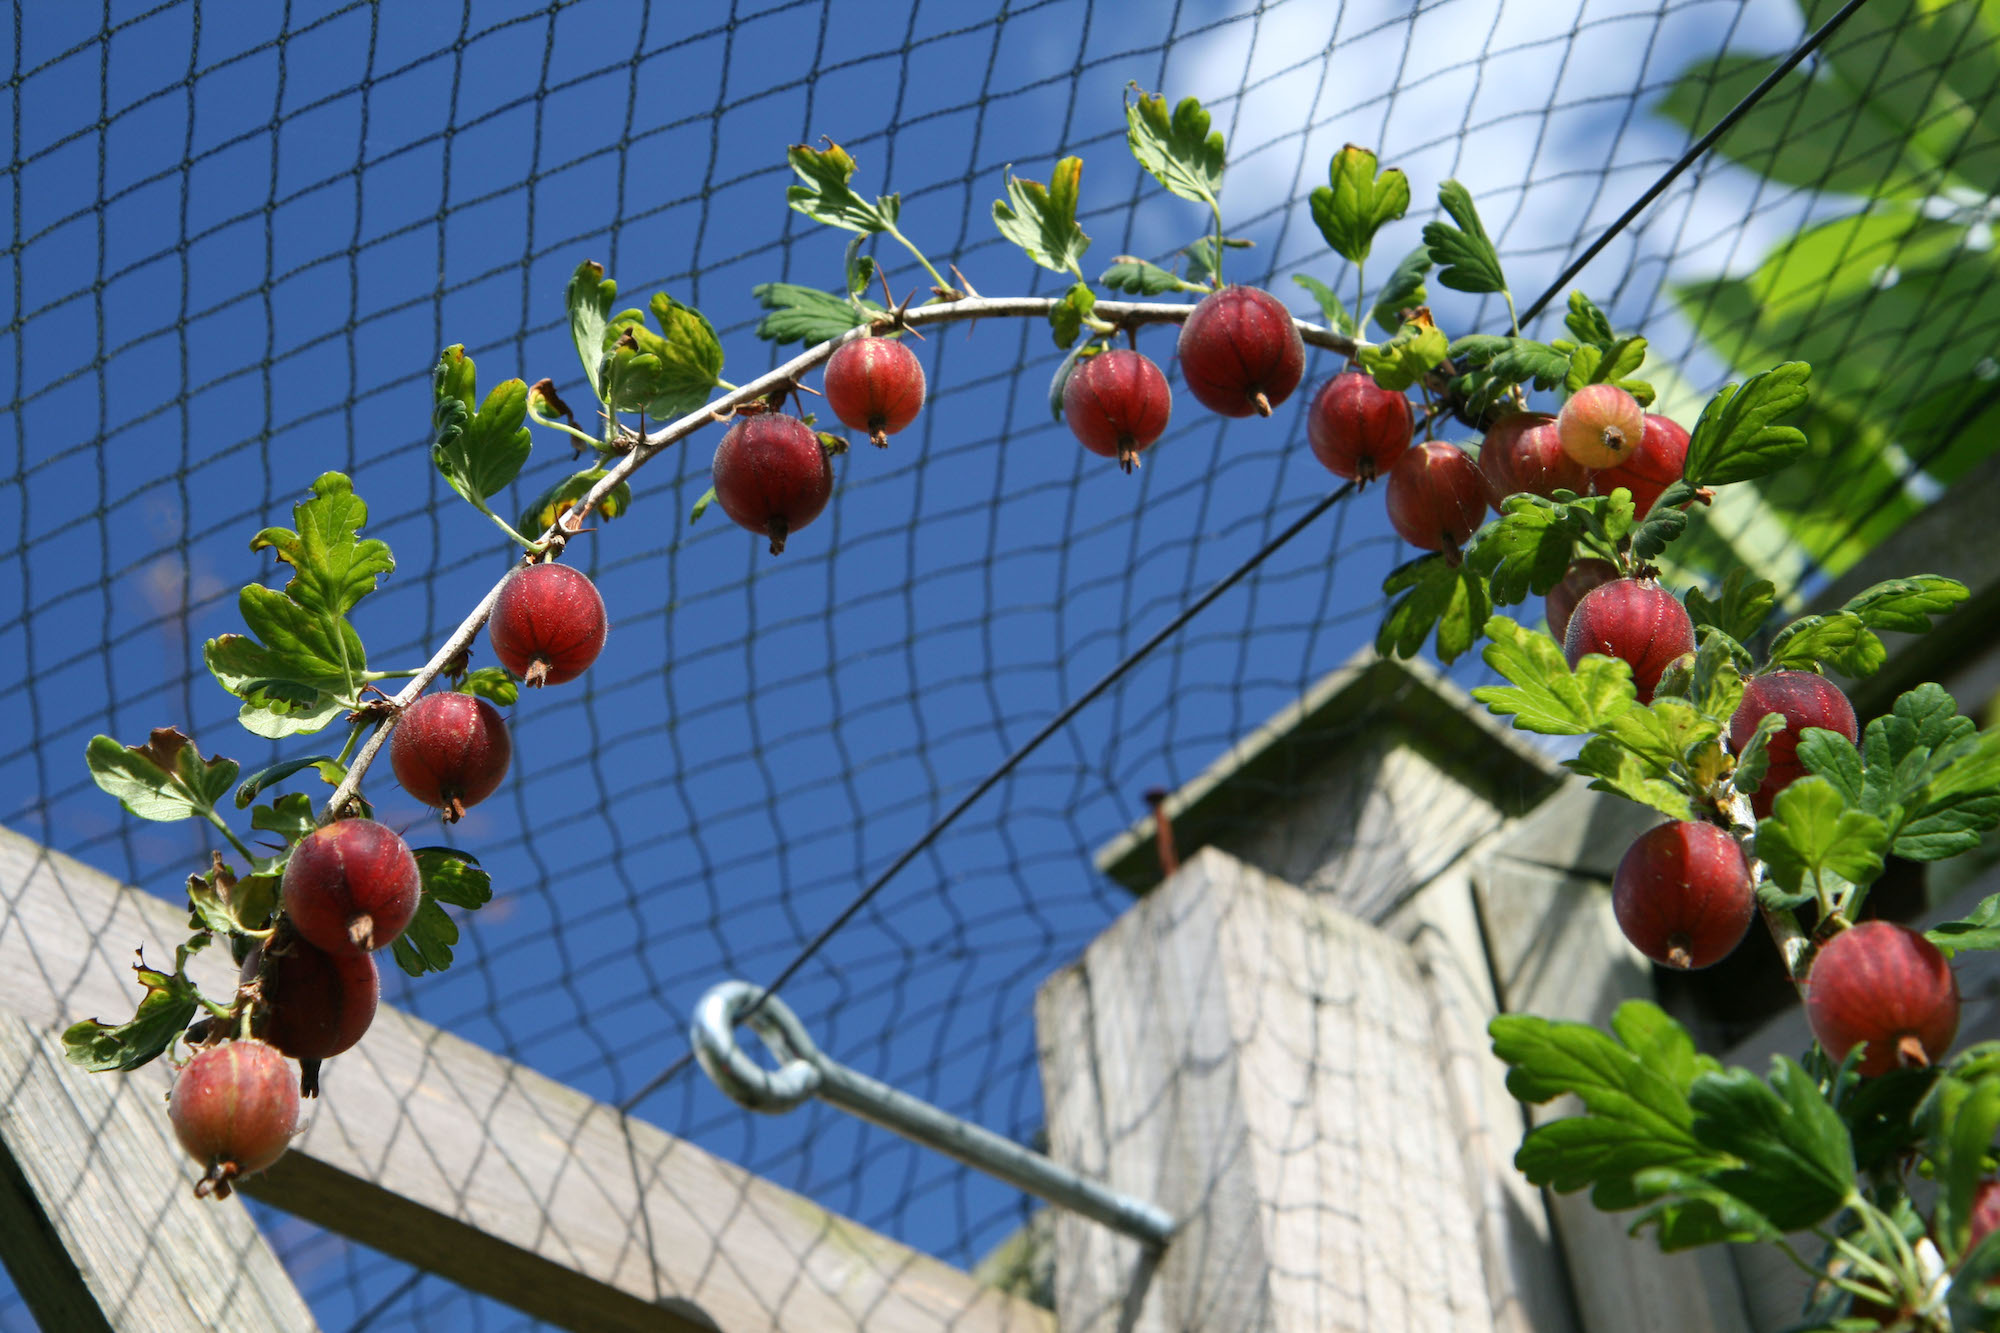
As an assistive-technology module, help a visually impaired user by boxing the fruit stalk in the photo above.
[320,294,1357,823]
[1722,789,1811,990]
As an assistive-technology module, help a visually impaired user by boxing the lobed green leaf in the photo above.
[86,727,237,824]
[1767,611,1886,678]
[1309,144,1409,264]
[432,347,533,505]
[1355,316,1447,392]
[1684,569,1777,644]
[455,667,519,708]
[1472,615,1638,735]
[565,259,617,398]
[1124,87,1224,208]
[1422,179,1507,295]
[1839,575,1968,634]
[785,140,898,234]
[248,472,394,620]
[992,157,1091,278]
[1491,1001,1724,1211]
[1681,361,1811,487]
[1754,776,1888,903]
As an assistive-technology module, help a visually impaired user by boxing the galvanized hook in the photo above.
[690,980,1177,1249]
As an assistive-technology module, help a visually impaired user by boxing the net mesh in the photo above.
[1,0,1995,1328]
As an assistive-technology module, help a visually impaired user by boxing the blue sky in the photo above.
[0,0,1824,1327]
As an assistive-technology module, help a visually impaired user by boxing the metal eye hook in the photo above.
[690,979,1177,1249]
[690,980,824,1113]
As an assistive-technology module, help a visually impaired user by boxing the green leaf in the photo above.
[1049,282,1096,349]
[1370,245,1431,334]
[1685,1058,1854,1231]
[639,293,725,420]
[1422,179,1507,296]
[1565,291,1616,346]
[1796,726,1866,806]
[1932,893,2000,958]
[1839,575,1969,633]
[1601,695,1723,775]
[1628,1169,1782,1250]
[431,347,533,505]
[1465,496,1585,607]
[1684,569,1777,644]
[1922,1072,2000,1260]
[1123,87,1224,208]
[62,955,201,1072]
[1754,776,1888,904]
[1491,1000,1725,1211]
[1631,480,1699,562]
[1730,711,1787,799]
[750,283,879,346]
[1309,144,1409,264]
[186,858,276,936]
[456,667,519,708]
[1101,256,1191,295]
[1768,611,1886,678]
[250,793,316,850]
[233,752,338,809]
[1355,316,1447,392]
[1681,361,1811,487]
[1182,235,1248,288]
[203,629,348,739]
[1375,554,1490,665]
[1685,629,1748,722]
[1472,615,1638,735]
[391,896,459,977]
[1904,727,2000,862]
[1565,734,1695,821]
[566,259,617,399]
[993,157,1090,278]
[1291,274,1355,336]
[391,849,494,976]
[689,484,718,524]
[248,472,394,620]
[1450,335,1570,392]
[785,140,898,234]
[86,728,238,823]
[519,467,633,538]
[412,847,492,910]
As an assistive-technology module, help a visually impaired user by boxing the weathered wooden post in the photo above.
[1037,846,1497,1332]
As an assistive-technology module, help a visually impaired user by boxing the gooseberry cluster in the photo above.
[160,557,609,1194]
[72,86,2000,1325]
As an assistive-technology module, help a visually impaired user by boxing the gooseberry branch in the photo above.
[318,295,1358,824]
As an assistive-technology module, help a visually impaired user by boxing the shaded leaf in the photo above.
[431,347,533,505]
[1370,245,1431,334]
[62,953,200,1072]
[456,667,518,708]
[750,283,879,346]
[1101,256,1190,295]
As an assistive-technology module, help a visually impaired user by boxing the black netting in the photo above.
[1,0,1994,1328]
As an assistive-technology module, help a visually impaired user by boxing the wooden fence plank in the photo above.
[0,1014,319,1333]
[0,824,1053,1333]
[1038,847,1494,1332]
